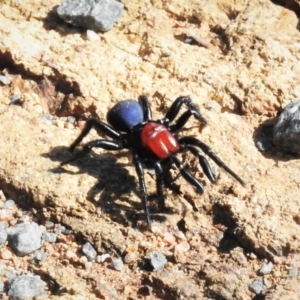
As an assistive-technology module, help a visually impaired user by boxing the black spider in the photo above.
[61,96,244,226]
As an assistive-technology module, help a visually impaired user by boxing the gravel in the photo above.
[8,275,46,300]
[7,223,42,256]
[82,242,97,261]
[249,279,265,295]
[0,74,11,85]
[149,251,167,271]
[273,99,300,153]
[258,261,274,275]
[57,0,124,32]
[42,232,57,243]
[31,250,48,264]
[111,258,124,271]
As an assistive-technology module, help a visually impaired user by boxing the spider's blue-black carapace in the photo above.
[61,95,245,227]
[107,100,143,132]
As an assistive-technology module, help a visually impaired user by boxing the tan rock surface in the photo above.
[1,0,300,299]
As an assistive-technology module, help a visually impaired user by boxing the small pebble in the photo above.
[8,275,46,300]
[0,75,11,85]
[55,225,66,235]
[249,279,265,294]
[42,232,57,243]
[96,253,111,263]
[9,95,21,105]
[31,250,47,264]
[3,200,16,209]
[67,116,76,124]
[7,222,42,256]
[111,258,124,271]
[258,261,274,275]
[44,221,55,229]
[82,242,97,261]
[86,30,100,41]
[289,266,298,277]
[149,251,167,271]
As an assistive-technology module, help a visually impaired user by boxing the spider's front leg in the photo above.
[164,96,207,131]
[68,119,122,152]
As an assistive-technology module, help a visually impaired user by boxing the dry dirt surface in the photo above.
[1,0,300,299]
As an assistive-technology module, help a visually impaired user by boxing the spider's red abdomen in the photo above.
[141,122,179,159]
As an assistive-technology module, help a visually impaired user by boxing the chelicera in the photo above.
[61,96,244,226]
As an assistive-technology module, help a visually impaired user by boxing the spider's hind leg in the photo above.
[61,139,124,166]
[186,145,217,183]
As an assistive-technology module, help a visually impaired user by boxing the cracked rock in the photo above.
[57,0,124,32]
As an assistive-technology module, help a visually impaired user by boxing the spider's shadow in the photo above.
[45,146,168,227]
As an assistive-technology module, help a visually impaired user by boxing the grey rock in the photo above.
[42,232,57,243]
[7,223,42,256]
[55,225,66,234]
[67,116,76,124]
[0,222,7,247]
[111,258,124,271]
[0,75,11,85]
[149,251,167,271]
[8,275,46,300]
[57,0,124,32]
[3,199,15,209]
[258,261,274,275]
[273,100,300,153]
[249,279,265,295]
[82,242,97,261]
[0,281,4,293]
[31,250,47,264]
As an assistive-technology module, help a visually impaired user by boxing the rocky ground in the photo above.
[0,0,300,299]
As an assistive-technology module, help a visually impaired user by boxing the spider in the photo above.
[61,96,245,226]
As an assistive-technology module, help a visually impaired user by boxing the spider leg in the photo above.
[154,161,166,210]
[132,152,151,226]
[68,119,122,152]
[171,156,204,193]
[138,95,152,121]
[186,145,217,183]
[61,139,124,166]
[179,136,245,186]
[164,96,207,126]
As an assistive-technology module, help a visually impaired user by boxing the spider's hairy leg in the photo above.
[154,161,166,210]
[171,156,204,193]
[132,152,152,227]
[186,145,217,183]
[179,136,245,186]
[61,139,124,166]
[164,96,207,126]
[68,119,122,152]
